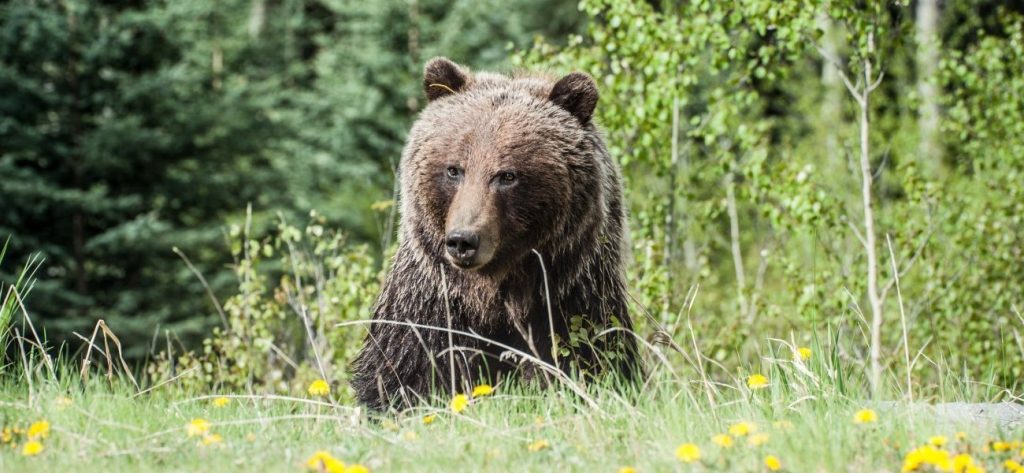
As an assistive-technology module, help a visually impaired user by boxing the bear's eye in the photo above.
[446,166,461,179]
[499,171,517,184]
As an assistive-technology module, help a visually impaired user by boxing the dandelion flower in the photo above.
[712,434,734,448]
[471,384,494,397]
[186,418,211,437]
[747,374,769,389]
[953,454,982,473]
[402,430,418,441]
[527,439,550,452]
[307,379,330,397]
[1,427,13,443]
[200,433,223,446]
[675,443,701,463]
[618,468,636,473]
[27,420,50,440]
[928,435,947,447]
[729,422,756,437]
[992,441,1011,452]
[954,432,967,441]
[422,415,436,425]
[345,465,370,473]
[765,455,782,471]
[901,445,952,472]
[21,440,44,456]
[748,433,770,447]
[55,396,73,409]
[853,409,877,424]
[246,432,257,442]
[212,397,230,408]
[1005,460,1024,473]
[797,347,812,361]
[451,394,469,413]
[305,450,345,473]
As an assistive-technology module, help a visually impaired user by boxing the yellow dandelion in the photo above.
[748,433,770,447]
[422,414,436,425]
[186,418,211,437]
[305,450,345,473]
[212,397,230,408]
[675,443,701,463]
[27,420,50,440]
[246,432,257,442]
[1,427,12,443]
[451,394,469,413]
[765,455,782,471]
[955,432,967,441]
[729,421,757,437]
[345,465,370,473]
[853,409,877,424]
[471,384,494,397]
[953,454,981,473]
[618,468,637,473]
[527,439,550,452]
[992,441,1011,452]
[901,445,952,473]
[55,396,73,409]
[928,435,947,447]
[712,434,734,448]
[200,433,223,446]
[21,440,44,456]
[307,379,330,397]
[1005,460,1024,473]
[402,430,418,441]
[747,374,769,389]
[797,347,812,361]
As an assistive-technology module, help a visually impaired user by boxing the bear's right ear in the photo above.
[424,57,469,102]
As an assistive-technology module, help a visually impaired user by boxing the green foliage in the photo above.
[517,0,1024,387]
[147,213,381,399]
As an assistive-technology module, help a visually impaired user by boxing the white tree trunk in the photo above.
[916,0,942,173]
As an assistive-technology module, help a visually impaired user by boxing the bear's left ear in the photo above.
[549,72,599,124]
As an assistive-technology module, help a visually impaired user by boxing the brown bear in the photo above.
[350,57,638,410]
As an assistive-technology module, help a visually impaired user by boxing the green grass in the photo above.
[1,356,1021,472]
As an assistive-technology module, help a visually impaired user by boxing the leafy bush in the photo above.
[147,211,382,400]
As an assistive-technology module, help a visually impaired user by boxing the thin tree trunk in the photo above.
[818,12,843,166]
[407,0,421,111]
[665,97,679,268]
[248,0,266,39]
[725,165,748,319]
[860,32,885,398]
[915,0,941,173]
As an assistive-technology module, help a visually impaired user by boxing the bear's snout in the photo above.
[445,230,479,266]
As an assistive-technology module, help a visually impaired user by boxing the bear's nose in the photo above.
[445,230,479,264]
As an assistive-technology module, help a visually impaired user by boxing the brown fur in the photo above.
[350,57,639,410]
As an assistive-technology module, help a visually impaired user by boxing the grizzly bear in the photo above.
[350,57,638,410]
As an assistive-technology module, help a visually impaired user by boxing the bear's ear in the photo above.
[424,57,469,102]
[549,72,599,124]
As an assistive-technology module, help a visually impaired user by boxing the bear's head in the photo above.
[401,57,603,277]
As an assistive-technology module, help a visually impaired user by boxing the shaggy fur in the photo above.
[350,57,638,410]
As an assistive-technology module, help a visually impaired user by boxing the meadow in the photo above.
[3,0,1024,471]
[1,338,1022,472]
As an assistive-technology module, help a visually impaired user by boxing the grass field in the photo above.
[1,344,1022,473]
